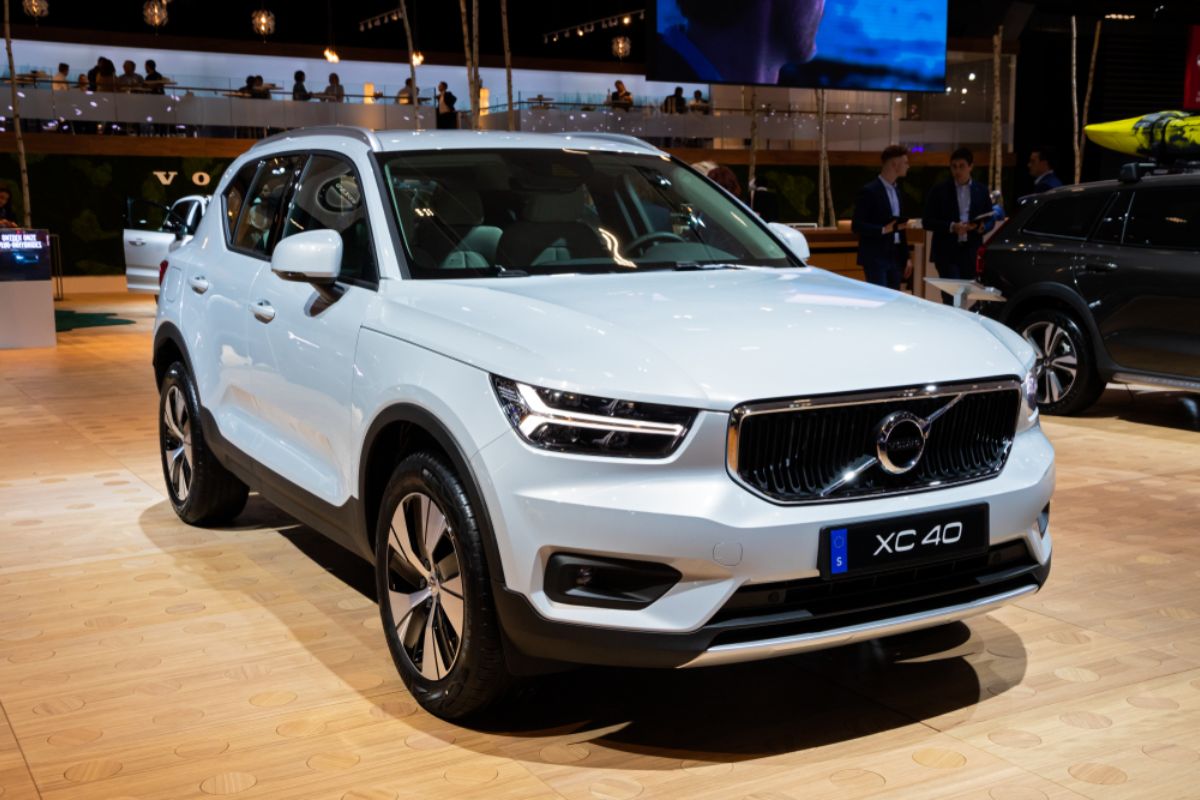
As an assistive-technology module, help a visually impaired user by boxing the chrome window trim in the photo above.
[726,377,1022,506]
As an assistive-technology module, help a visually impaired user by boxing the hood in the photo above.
[374,268,1029,411]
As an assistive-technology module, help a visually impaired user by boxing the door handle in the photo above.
[189,275,210,294]
[251,300,276,323]
[129,239,146,247]
[1083,261,1118,273]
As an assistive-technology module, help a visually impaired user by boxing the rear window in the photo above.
[1022,192,1110,239]
[1124,187,1200,250]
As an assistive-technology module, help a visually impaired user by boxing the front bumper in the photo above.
[472,409,1054,668]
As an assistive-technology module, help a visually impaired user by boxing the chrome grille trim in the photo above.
[727,377,1022,506]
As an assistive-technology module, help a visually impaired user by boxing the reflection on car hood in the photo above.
[374,267,1025,410]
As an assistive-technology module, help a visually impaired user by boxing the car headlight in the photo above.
[1017,365,1040,432]
[491,376,696,458]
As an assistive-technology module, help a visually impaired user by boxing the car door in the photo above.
[243,152,381,512]
[1075,185,1200,378]
[1017,191,1112,288]
[124,198,187,293]
[184,155,303,457]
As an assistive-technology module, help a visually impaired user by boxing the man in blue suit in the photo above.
[922,147,995,304]
[852,145,912,290]
[1028,145,1063,193]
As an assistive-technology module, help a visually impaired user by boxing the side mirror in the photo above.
[768,222,810,264]
[271,229,343,302]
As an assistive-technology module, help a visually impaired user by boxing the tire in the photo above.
[374,452,511,720]
[1017,308,1104,416]
[159,362,249,525]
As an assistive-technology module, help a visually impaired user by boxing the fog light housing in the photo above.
[1037,503,1050,538]
[545,553,681,609]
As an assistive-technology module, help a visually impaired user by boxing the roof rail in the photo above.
[553,131,658,151]
[257,125,381,150]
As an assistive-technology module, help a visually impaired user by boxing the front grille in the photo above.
[729,380,1020,504]
[707,539,1039,646]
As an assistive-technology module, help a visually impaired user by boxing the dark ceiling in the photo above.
[14,0,1200,66]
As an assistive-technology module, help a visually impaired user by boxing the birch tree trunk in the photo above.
[1071,16,1080,183]
[457,0,475,130]
[1078,20,1101,180]
[501,0,514,131]
[471,0,480,129]
[3,0,32,227]
[990,26,1003,194]
[400,0,420,130]
[817,89,828,226]
[747,88,758,208]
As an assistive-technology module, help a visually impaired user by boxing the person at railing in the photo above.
[144,60,166,95]
[293,71,313,101]
[396,77,419,105]
[236,74,256,96]
[661,86,687,114]
[75,73,88,90]
[321,73,345,103]
[250,75,272,100]
[95,59,117,93]
[608,80,633,112]
[688,90,710,114]
[436,81,458,129]
[52,63,69,92]
[116,60,144,92]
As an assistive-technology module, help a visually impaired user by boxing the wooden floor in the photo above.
[2,293,1199,800]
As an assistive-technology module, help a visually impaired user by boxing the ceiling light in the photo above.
[324,46,340,63]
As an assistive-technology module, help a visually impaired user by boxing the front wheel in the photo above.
[1018,309,1104,415]
[374,452,511,720]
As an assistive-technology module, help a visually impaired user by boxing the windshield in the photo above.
[379,148,795,278]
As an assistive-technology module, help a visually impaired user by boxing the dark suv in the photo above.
[976,172,1200,414]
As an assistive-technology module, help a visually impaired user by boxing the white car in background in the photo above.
[152,127,1054,720]
[123,194,209,293]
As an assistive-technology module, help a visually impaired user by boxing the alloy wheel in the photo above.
[386,492,465,681]
[1021,320,1079,404]
[162,385,194,502]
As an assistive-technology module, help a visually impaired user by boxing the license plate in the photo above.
[821,504,989,578]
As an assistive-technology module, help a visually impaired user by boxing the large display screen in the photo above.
[647,0,948,92]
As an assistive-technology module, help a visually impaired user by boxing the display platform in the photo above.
[0,228,56,349]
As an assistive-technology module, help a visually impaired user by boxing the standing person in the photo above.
[396,77,418,105]
[922,147,994,304]
[322,73,345,103]
[688,89,710,113]
[52,63,69,91]
[661,86,686,114]
[95,59,118,93]
[292,70,312,101]
[435,82,458,129]
[1028,146,1062,193]
[609,80,633,111]
[116,60,144,92]
[143,60,165,94]
[0,187,19,229]
[852,144,913,290]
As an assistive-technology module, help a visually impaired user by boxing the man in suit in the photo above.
[436,82,458,129]
[1028,146,1063,193]
[852,145,912,290]
[922,147,995,304]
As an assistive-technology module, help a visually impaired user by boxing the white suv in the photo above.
[153,127,1054,719]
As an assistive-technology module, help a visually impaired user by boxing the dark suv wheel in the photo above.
[1017,309,1104,415]
[374,452,511,720]
[159,362,249,524]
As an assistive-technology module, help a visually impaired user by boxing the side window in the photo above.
[1124,188,1200,250]
[1089,192,1129,244]
[280,155,376,282]
[1022,193,1108,240]
[164,200,197,235]
[233,156,302,256]
[223,162,259,241]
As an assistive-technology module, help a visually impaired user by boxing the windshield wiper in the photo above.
[672,262,747,271]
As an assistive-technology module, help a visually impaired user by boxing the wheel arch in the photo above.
[152,322,193,389]
[999,283,1113,378]
[358,404,506,584]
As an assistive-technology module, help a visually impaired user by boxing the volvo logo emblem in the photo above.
[875,411,928,475]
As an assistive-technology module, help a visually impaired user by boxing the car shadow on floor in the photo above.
[140,498,1029,764]
[1083,386,1200,431]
